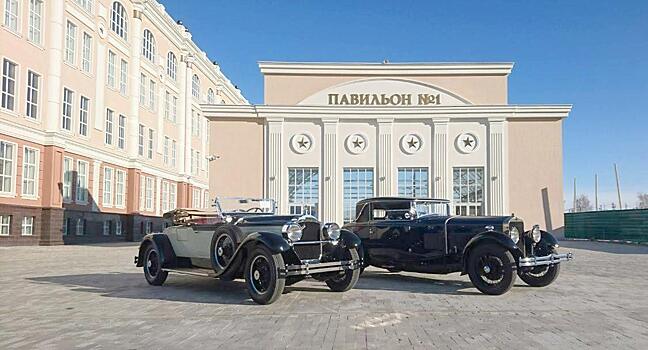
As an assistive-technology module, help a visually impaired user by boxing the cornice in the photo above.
[258,61,515,76]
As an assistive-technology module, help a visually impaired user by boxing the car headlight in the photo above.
[532,225,542,243]
[323,222,341,240]
[282,223,302,242]
[509,226,520,244]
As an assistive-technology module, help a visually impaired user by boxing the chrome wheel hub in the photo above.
[217,247,223,256]
[253,270,260,280]
[483,265,491,274]
[147,260,152,268]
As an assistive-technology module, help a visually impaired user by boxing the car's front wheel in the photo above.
[467,243,516,295]
[143,244,168,286]
[519,248,561,287]
[244,246,285,305]
[325,248,360,292]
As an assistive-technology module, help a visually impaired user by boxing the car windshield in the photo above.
[413,200,450,217]
[215,198,276,214]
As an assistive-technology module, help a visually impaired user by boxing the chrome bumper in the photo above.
[519,252,573,267]
[283,259,360,277]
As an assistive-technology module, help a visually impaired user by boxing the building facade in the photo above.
[204,62,571,233]
[0,0,246,245]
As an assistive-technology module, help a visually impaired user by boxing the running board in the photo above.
[163,267,217,278]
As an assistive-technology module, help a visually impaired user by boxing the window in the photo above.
[0,141,16,194]
[102,167,113,206]
[190,149,196,175]
[118,115,126,149]
[1,59,17,111]
[115,169,125,207]
[343,168,374,223]
[76,160,88,202]
[171,96,177,122]
[110,1,127,39]
[79,96,89,136]
[288,168,319,217]
[147,129,154,159]
[196,151,201,172]
[115,220,122,236]
[26,71,40,119]
[139,176,145,211]
[145,221,153,234]
[65,21,77,64]
[4,0,18,32]
[139,73,146,106]
[148,79,155,110]
[0,215,10,235]
[81,33,92,73]
[163,136,169,164]
[145,177,153,211]
[102,220,111,235]
[61,88,73,130]
[142,29,156,62]
[21,216,34,236]
[398,168,429,198]
[75,0,92,12]
[161,181,169,212]
[169,183,177,210]
[164,91,170,120]
[107,50,116,88]
[207,88,215,104]
[204,190,210,209]
[105,109,114,145]
[28,0,43,44]
[21,147,39,197]
[453,167,484,216]
[171,140,176,167]
[192,188,201,208]
[119,59,127,94]
[191,74,200,99]
[166,52,177,80]
[62,157,72,201]
[138,124,144,156]
[75,218,84,235]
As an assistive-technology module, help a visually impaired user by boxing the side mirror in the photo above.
[372,209,387,220]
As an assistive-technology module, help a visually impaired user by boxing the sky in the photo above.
[160,0,648,209]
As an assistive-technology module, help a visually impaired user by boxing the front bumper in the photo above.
[281,259,360,277]
[518,252,574,267]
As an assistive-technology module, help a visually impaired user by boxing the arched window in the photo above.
[142,29,156,63]
[191,74,200,99]
[110,1,128,39]
[166,52,177,80]
[207,88,215,104]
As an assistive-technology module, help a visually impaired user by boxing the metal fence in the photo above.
[564,209,648,243]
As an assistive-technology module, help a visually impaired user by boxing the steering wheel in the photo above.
[246,207,263,213]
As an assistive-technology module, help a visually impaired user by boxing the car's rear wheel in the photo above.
[144,244,168,286]
[211,226,240,281]
[519,248,561,287]
[467,243,516,295]
[244,246,285,305]
[325,248,360,292]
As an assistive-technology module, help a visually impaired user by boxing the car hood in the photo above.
[416,215,515,227]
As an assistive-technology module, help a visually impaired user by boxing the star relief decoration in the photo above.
[345,133,369,155]
[400,133,423,154]
[455,132,479,154]
[290,133,314,154]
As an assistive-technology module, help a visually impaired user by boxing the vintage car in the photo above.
[134,198,362,304]
[343,197,573,295]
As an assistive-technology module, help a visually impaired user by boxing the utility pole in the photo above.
[614,163,622,210]
[573,177,577,212]
[594,173,598,211]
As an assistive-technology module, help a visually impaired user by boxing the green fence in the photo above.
[564,209,648,243]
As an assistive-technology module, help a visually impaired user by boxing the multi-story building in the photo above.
[0,0,246,245]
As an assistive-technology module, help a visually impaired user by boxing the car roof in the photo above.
[356,197,450,205]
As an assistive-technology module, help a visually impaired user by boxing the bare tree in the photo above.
[574,194,593,212]
[638,193,648,209]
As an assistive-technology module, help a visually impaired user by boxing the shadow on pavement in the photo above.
[352,270,481,295]
[559,240,648,255]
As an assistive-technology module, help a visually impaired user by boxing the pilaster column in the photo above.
[377,118,393,196]
[432,118,450,200]
[45,0,65,132]
[127,8,143,159]
[266,118,284,212]
[488,118,507,215]
[94,42,106,130]
[183,54,196,176]
[322,118,338,222]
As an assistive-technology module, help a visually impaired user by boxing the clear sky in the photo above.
[160,0,648,209]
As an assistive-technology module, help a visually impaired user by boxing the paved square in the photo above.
[1,240,647,349]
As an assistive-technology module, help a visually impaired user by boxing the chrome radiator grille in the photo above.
[293,222,322,260]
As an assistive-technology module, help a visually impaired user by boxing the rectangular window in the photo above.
[105,109,114,145]
[139,176,145,211]
[62,157,72,201]
[115,220,122,236]
[0,215,10,235]
[138,124,144,156]
[0,141,16,194]
[21,216,34,236]
[75,218,84,235]
[76,160,88,202]
[79,96,89,136]
[139,73,146,106]
[102,221,111,236]
[171,140,176,167]
[28,0,43,44]
[119,59,127,94]
[26,71,40,119]
[115,169,125,207]
[171,96,177,122]
[453,167,484,216]
[4,0,19,32]
[204,190,210,209]
[287,168,319,218]
[190,149,196,175]
[62,217,70,236]
[75,0,92,12]
[148,80,155,110]
[1,59,17,111]
[164,91,170,120]
[107,50,116,88]
[21,147,39,197]
[192,188,201,208]
[145,177,153,211]
[102,167,113,206]
[145,221,153,234]
[343,168,374,223]
[65,21,77,64]
[118,115,126,149]
[61,88,73,130]
[81,33,92,73]
[161,181,169,213]
[147,129,154,159]
[398,168,429,198]
[163,136,169,164]
[169,183,177,210]
[196,151,201,172]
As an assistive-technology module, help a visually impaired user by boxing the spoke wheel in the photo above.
[143,245,168,286]
[325,248,361,292]
[215,234,236,269]
[467,243,516,295]
[244,246,285,305]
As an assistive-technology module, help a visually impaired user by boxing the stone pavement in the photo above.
[1,240,647,349]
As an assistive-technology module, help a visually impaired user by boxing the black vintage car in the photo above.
[135,198,362,304]
[343,197,573,295]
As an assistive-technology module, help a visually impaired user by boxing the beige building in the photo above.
[204,62,571,233]
[0,0,245,245]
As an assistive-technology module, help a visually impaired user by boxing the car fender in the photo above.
[136,233,177,269]
[461,231,521,274]
[212,231,291,277]
[339,229,362,250]
[536,230,559,251]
